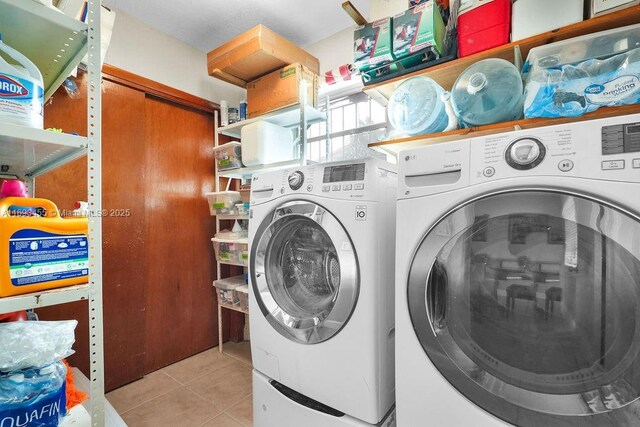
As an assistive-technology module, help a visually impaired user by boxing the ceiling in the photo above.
[103,0,371,52]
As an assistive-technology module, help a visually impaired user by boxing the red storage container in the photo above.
[458,0,511,57]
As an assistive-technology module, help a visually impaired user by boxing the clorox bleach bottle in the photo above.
[0,34,44,129]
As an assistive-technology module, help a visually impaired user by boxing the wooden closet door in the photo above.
[37,77,147,391]
[142,95,217,373]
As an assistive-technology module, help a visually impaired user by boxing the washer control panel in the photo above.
[468,114,640,185]
[602,122,640,155]
[251,159,394,203]
[505,137,546,170]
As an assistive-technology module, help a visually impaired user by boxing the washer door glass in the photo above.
[266,217,340,318]
[408,191,640,426]
[252,201,359,344]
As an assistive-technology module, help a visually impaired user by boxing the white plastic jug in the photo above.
[0,35,44,129]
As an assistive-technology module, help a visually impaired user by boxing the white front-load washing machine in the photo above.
[249,158,397,426]
[395,114,640,426]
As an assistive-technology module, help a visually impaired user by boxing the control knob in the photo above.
[288,171,305,190]
[505,137,546,170]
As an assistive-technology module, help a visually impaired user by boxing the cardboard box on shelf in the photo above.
[354,17,394,72]
[393,2,446,60]
[207,24,320,88]
[247,63,319,118]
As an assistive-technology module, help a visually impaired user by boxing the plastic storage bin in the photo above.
[240,121,295,166]
[236,285,249,311]
[205,191,242,215]
[211,237,249,266]
[214,142,243,171]
[523,23,640,118]
[523,24,640,72]
[214,276,245,305]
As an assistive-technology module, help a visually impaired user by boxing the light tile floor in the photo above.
[107,342,253,427]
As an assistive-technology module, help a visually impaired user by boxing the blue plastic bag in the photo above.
[524,48,640,118]
[0,362,67,427]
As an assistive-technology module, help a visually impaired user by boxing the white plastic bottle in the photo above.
[0,34,44,129]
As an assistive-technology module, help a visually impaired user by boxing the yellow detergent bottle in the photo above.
[0,197,89,297]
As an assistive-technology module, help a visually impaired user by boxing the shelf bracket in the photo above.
[513,44,523,71]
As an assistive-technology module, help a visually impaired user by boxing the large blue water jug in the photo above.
[451,58,524,127]
[387,76,449,135]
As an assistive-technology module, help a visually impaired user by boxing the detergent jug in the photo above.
[0,34,44,129]
[0,198,88,297]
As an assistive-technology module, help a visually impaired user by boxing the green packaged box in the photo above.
[354,17,393,72]
[393,2,445,60]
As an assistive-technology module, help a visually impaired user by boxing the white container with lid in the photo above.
[512,0,584,42]
[0,34,44,129]
[590,0,639,17]
[451,58,524,127]
[241,121,295,167]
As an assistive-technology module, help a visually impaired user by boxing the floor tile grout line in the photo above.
[115,383,184,416]
[164,361,236,386]
[222,350,253,367]
[181,360,252,388]
[225,409,251,427]
[221,390,254,414]
[110,346,253,420]
[111,372,183,416]
[197,412,227,427]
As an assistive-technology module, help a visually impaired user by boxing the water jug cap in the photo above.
[467,72,488,95]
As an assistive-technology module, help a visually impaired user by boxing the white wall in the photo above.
[306,27,355,75]
[305,0,407,75]
[370,0,407,20]
[104,11,245,105]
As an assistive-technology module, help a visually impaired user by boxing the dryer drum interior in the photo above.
[409,190,640,421]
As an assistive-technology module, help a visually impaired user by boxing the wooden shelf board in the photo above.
[371,104,640,152]
[364,5,640,99]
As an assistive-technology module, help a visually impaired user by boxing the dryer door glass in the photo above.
[408,190,640,426]
[252,201,359,344]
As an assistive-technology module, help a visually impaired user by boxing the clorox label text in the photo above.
[0,75,28,97]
